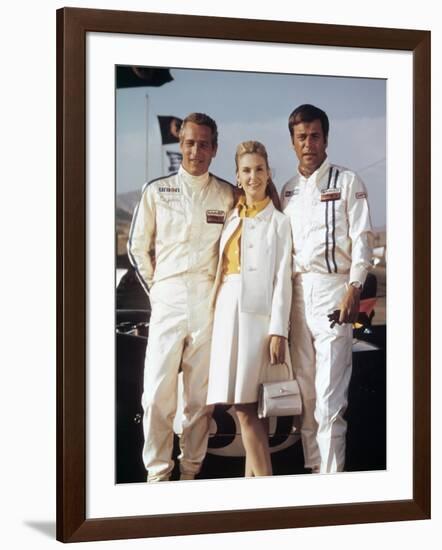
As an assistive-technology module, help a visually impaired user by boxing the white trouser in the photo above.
[290,272,352,473]
[142,276,214,481]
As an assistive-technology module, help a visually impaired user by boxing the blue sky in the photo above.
[116,67,386,228]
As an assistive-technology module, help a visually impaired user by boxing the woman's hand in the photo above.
[269,335,286,364]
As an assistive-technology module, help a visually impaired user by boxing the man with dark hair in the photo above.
[281,104,373,473]
[129,112,234,482]
[287,103,330,145]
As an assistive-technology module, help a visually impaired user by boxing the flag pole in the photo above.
[145,93,149,182]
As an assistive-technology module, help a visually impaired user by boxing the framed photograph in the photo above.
[114,65,386,486]
[57,7,430,542]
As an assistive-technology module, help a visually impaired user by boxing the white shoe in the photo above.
[147,474,170,482]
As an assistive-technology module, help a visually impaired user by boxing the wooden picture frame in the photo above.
[56,7,430,542]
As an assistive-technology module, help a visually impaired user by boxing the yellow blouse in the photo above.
[222,195,271,275]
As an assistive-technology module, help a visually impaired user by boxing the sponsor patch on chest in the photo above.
[206,210,226,224]
[158,186,181,194]
[285,188,300,198]
[320,188,341,202]
[355,191,367,199]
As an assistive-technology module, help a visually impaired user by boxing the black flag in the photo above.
[158,116,183,145]
[116,66,173,88]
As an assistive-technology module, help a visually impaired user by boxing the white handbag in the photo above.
[257,362,302,419]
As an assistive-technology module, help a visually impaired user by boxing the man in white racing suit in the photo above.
[128,113,234,481]
[281,104,373,473]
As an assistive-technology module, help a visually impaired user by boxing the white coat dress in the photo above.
[206,200,293,405]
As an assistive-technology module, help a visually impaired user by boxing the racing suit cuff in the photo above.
[349,266,368,288]
[268,320,289,339]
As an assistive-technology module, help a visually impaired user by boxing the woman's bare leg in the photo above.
[235,403,272,477]
[245,454,254,477]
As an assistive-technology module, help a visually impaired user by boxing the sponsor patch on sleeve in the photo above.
[355,191,367,199]
[285,188,299,198]
[206,210,226,224]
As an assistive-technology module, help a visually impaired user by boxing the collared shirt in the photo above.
[128,165,234,291]
[223,195,271,275]
[280,160,373,286]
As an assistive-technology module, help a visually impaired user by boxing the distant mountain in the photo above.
[117,190,141,218]
[116,207,133,223]
[116,191,141,257]
[372,227,386,248]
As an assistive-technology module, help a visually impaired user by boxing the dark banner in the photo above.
[158,115,183,144]
[116,66,173,88]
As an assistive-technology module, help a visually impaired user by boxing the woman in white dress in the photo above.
[207,141,293,477]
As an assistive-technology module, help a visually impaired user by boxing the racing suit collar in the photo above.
[178,164,210,187]
[297,157,330,184]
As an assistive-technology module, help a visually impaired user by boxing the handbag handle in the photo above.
[262,361,294,384]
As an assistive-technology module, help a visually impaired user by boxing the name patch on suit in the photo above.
[158,187,181,194]
[206,210,226,224]
[285,189,299,197]
[320,189,341,202]
[355,191,367,199]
